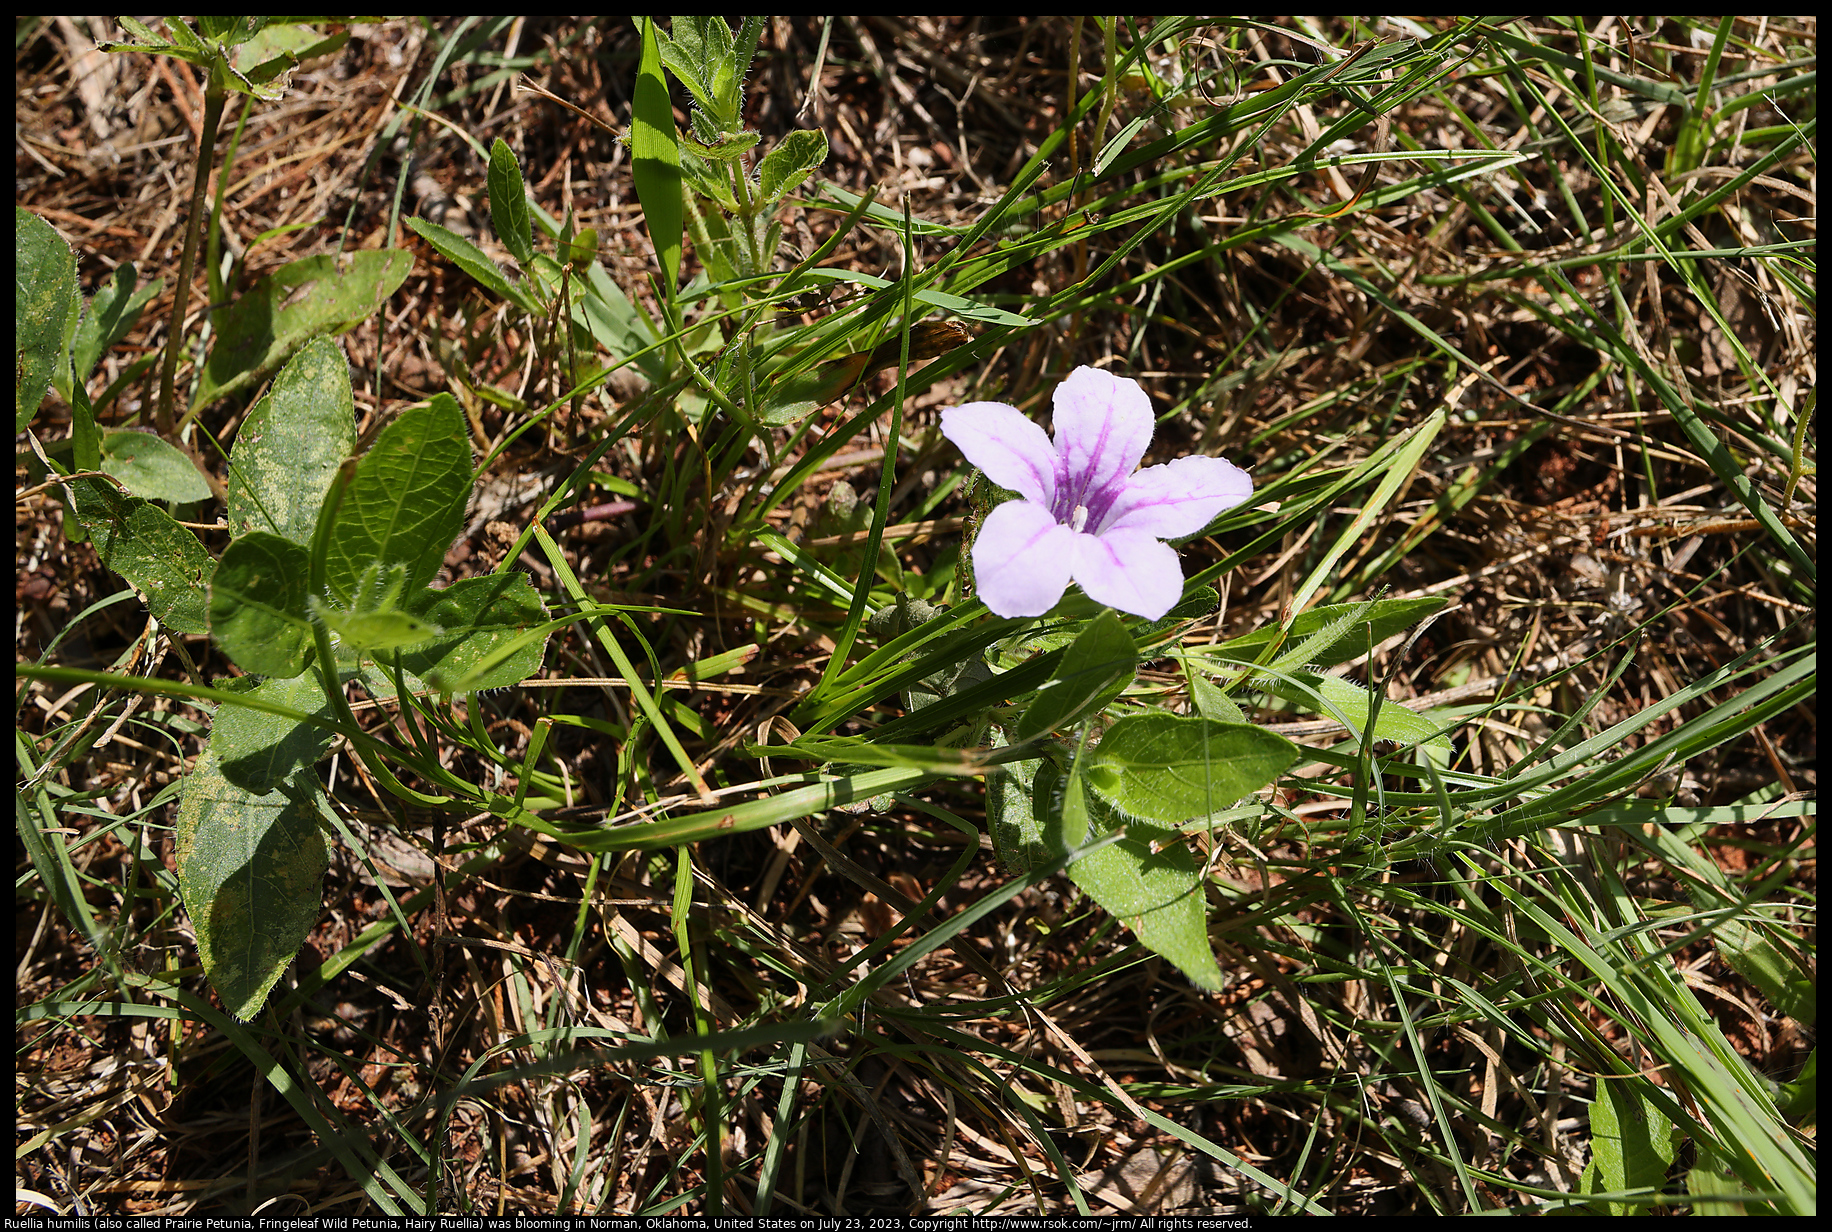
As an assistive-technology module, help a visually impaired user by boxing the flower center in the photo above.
[1068,503,1091,533]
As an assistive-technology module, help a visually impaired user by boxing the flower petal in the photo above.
[1050,367,1154,512]
[1100,454,1254,539]
[1073,528,1185,621]
[940,402,1057,506]
[973,500,1077,618]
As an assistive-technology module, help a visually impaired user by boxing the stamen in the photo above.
[1069,504,1090,532]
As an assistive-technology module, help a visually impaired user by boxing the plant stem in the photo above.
[155,80,226,439]
[727,155,764,277]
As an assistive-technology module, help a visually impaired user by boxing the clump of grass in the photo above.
[16,16,1813,1217]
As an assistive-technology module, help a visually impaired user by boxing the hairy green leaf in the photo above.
[99,431,213,504]
[192,250,412,412]
[1069,809,1225,990]
[68,477,212,635]
[15,206,79,432]
[399,571,550,694]
[210,532,314,678]
[70,262,161,392]
[226,336,356,544]
[406,216,537,312]
[176,673,332,1020]
[487,138,535,267]
[320,396,471,604]
[1016,611,1136,743]
[1087,713,1300,824]
[759,129,829,203]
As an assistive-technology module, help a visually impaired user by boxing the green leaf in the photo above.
[1129,583,1223,650]
[632,17,685,290]
[1086,713,1300,824]
[1189,672,1246,724]
[1015,610,1136,743]
[1016,723,1227,989]
[1325,674,1451,750]
[232,22,345,95]
[658,15,732,121]
[15,206,79,432]
[68,477,213,636]
[1261,671,1452,751]
[679,147,740,212]
[69,382,101,474]
[70,262,161,391]
[1068,808,1225,991]
[727,16,767,115]
[682,127,761,161]
[758,129,829,202]
[1209,595,1451,670]
[226,336,357,544]
[397,571,549,693]
[99,17,202,65]
[159,16,214,61]
[752,355,866,426]
[562,225,599,273]
[197,16,263,46]
[406,215,538,313]
[1058,745,1092,854]
[1260,595,1385,677]
[1686,1161,1764,1215]
[1777,1051,1814,1127]
[1580,1076,1677,1215]
[210,531,314,678]
[104,19,305,102]
[579,262,669,381]
[321,395,471,604]
[99,431,213,504]
[802,267,1035,327]
[311,562,447,655]
[176,672,332,1020]
[191,249,412,413]
[986,731,1066,874]
[486,138,535,267]
[1666,16,1735,177]
[99,16,168,53]
[1713,914,1816,1029]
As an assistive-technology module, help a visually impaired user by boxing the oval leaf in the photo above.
[100,431,213,504]
[1069,813,1225,990]
[71,262,160,389]
[398,572,551,693]
[192,249,412,412]
[1088,713,1300,824]
[321,395,471,603]
[759,128,828,202]
[406,216,537,313]
[15,206,79,431]
[1311,673,1453,751]
[210,531,314,678]
[176,673,332,1020]
[68,476,212,635]
[487,138,535,267]
[226,336,357,544]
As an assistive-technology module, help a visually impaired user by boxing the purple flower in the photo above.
[941,366,1253,621]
